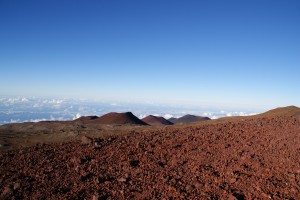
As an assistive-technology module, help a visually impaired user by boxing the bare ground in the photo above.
[0,116,300,199]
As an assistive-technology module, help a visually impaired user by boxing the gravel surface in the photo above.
[1,116,300,199]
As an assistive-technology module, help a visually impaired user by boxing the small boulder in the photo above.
[94,141,102,148]
[130,160,140,167]
[13,182,20,190]
[228,194,238,200]
[81,136,93,145]
[1,186,13,199]
[92,194,99,200]
[117,178,127,183]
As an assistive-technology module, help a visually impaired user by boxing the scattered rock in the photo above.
[194,181,203,189]
[129,160,140,167]
[185,185,193,192]
[1,186,13,198]
[0,116,299,199]
[94,141,102,148]
[81,136,93,144]
[13,182,20,190]
[117,178,127,183]
[92,194,99,200]
[229,178,237,184]
[228,194,238,200]
[135,142,140,148]
[261,192,271,199]
[232,192,245,200]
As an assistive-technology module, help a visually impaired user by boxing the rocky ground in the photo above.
[1,116,300,199]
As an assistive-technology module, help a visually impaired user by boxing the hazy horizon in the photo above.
[1,0,299,112]
[0,95,265,125]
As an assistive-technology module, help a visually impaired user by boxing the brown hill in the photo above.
[169,114,210,124]
[257,105,300,118]
[141,115,173,126]
[75,116,99,123]
[215,105,300,124]
[94,112,148,125]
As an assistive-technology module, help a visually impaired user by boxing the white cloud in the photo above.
[30,118,48,123]
[164,114,174,119]
[239,112,247,116]
[10,119,20,123]
[249,113,258,116]
[7,98,17,104]
[50,115,56,120]
[202,112,214,117]
[0,96,261,125]
[42,99,64,105]
[33,103,40,108]
[21,98,28,102]
[73,113,81,120]
[138,114,147,119]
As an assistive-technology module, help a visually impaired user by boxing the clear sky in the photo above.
[0,0,299,110]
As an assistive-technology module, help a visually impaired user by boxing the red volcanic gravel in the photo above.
[1,116,300,199]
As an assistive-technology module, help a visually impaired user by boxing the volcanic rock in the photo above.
[141,115,173,126]
[75,116,99,123]
[1,107,300,199]
[81,136,93,144]
[169,114,210,124]
[94,112,148,125]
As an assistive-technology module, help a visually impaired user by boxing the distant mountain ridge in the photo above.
[142,115,173,126]
[52,106,300,126]
[1,106,299,128]
[75,116,99,123]
[169,114,211,124]
[75,112,148,125]
[257,106,300,118]
[216,105,300,123]
[95,112,148,125]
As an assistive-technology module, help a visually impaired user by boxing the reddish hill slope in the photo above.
[94,112,148,125]
[75,116,99,123]
[169,114,210,124]
[141,115,173,126]
[257,105,300,118]
[215,106,300,124]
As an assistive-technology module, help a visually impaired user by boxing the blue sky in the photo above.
[0,0,299,110]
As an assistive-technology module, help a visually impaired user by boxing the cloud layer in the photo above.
[0,96,258,125]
